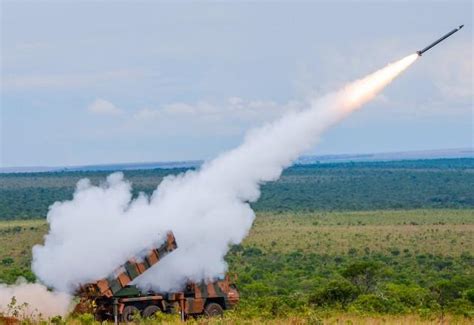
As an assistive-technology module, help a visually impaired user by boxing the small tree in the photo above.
[341,261,382,293]
[431,278,465,309]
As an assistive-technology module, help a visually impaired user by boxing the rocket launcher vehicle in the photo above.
[78,232,177,298]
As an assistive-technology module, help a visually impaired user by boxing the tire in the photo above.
[121,305,140,322]
[204,302,224,317]
[142,305,161,318]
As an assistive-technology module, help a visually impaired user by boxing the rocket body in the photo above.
[417,25,464,56]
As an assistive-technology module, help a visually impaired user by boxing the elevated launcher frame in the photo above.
[78,232,178,298]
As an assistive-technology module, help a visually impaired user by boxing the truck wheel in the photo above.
[142,305,160,318]
[204,302,224,317]
[121,305,140,322]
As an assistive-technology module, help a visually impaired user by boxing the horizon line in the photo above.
[1,147,473,174]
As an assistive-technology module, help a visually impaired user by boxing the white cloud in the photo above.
[87,99,122,116]
[133,97,303,122]
[128,98,304,137]
[2,69,145,91]
[133,107,161,120]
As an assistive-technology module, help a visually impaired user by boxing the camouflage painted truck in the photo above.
[74,232,239,322]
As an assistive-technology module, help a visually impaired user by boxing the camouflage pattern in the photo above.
[78,232,177,298]
[109,276,239,318]
[74,232,239,321]
[74,274,239,320]
[183,275,240,314]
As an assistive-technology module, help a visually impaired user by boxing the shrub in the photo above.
[309,279,360,308]
[50,315,66,325]
[350,294,390,313]
[465,288,474,304]
[1,257,14,265]
[76,313,95,325]
[341,261,382,293]
[444,299,474,317]
[384,283,431,311]
[348,248,358,256]
[229,244,244,254]
[242,247,263,257]
[390,248,400,256]
[242,282,272,297]
[431,276,473,308]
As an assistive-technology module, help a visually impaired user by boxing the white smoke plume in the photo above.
[28,54,417,296]
[0,280,70,319]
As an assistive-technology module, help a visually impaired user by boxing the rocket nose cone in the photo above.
[459,25,464,29]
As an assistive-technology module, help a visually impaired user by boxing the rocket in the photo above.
[417,25,464,56]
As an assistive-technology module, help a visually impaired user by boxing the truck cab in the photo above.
[182,276,240,317]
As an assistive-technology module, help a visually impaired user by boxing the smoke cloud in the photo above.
[24,54,417,300]
[0,280,70,319]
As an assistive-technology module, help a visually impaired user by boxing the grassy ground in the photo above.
[248,210,474,255]
[0,220,46,283]
[65,313,474,325]
[3,313,472,324]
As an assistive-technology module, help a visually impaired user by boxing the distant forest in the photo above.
[0,158,473,220]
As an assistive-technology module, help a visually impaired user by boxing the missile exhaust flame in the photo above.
[343,54,418,109]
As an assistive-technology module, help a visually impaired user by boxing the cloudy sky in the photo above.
[1,1,472,167]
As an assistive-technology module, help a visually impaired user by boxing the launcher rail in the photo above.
[78,232,177,298]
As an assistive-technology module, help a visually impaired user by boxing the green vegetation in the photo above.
[0,159,473,220]
[256,159,474,212]
[0,220,44,284]
[228,210,474,319]
[0,158,473,322]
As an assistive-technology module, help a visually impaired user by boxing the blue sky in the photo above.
[1,1,472,167]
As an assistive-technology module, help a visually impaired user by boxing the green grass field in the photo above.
[248,210,473,255]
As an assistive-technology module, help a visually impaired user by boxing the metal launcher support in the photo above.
[79,232,178,298]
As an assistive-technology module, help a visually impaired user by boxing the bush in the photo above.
[309,279,360,308]
[242,282,273,297]
[465,288,474,304]
[431,276,473,309]
[350,294,393,313]
[50,315,66,325]
[242,247,263,257]
[0,268,36,284]
[1,257,14,265]
[348,248,358,256]
[444,299,474,317]
[76,313,96,325]
[341,261,382,293]
[264,297,292,317]
[384,283,432,311]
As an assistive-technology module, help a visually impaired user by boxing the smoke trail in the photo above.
[0,280,70,319]
[29,54,417,295]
